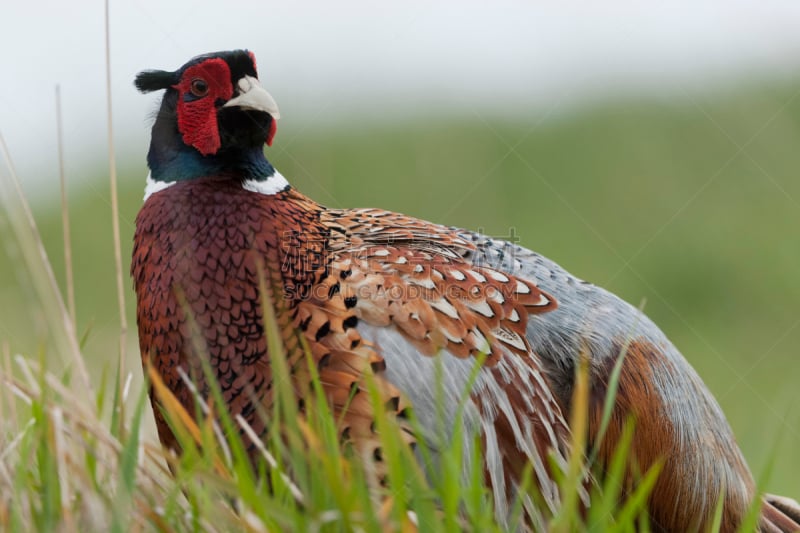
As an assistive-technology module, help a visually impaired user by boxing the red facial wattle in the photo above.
[267,119,277,147]
[174,54,277,153]
[174,59,233,156]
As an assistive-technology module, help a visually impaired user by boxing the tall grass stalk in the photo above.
[54,85,77,332]
[103,0,128,411]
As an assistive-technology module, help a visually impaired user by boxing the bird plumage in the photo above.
[131,50,800,532]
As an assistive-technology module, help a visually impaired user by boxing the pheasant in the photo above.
[131,50,800,532]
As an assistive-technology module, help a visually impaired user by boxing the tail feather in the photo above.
[761,495,800,533]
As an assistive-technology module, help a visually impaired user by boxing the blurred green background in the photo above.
[1,81,799,495]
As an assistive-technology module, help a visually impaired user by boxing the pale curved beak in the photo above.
[223,75,280,120]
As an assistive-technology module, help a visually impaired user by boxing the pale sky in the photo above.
[2,1,800,197]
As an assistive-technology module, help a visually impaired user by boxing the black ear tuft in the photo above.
[134,69,176,93]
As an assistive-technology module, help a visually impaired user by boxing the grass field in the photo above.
[1,80,799,528]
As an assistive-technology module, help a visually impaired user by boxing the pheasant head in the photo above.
[135,50,280,185]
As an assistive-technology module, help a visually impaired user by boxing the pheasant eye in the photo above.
[190,78,209,97]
